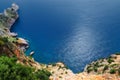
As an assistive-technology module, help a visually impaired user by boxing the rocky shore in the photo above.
[0,4,120,80]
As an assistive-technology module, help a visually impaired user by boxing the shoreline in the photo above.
[0,3,120,80]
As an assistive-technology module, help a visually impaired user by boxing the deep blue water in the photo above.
[0,0,120,73]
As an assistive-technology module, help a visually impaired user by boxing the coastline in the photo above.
[0,3,120,80]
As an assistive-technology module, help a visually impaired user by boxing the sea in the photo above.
[0,0,120,73]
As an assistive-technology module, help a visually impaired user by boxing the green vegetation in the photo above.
[118,68,120,75]
[0,37,7,45]
[86,65,94,73]
[64,65,69,69]
[8,37,17,43]
[87,67,93,73]
[93,66,98,72]
[110,64,118,68]
[0,56,51,80]
[94,62,99,67]
[50,63,56,66]
[0,39,4,45]
[115,52,120,55]
[109,69,116,74]
[103,65,108,73]
[65,71,68,74]
[35,69,51,80]
[86,54,120,75]
[107,58,114,64]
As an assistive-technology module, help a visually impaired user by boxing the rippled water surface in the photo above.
[0,0,120,72]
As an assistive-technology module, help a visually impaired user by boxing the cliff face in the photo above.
[48,55,120,80]
[0,4,120,80]
[0,4,19,57]
[85,54,120,75]
[0,4,44,70]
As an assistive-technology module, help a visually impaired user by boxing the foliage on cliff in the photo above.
[0,4,52,80]
[0,56,51,80]
[85,53,120,76]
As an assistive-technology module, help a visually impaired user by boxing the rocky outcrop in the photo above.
[48,55,120,80]
[85,54,120,75]
[0,4,43,70]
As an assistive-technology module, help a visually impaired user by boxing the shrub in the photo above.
[107,58,114,64]
[109,69,116,74]
[103,65,109,73]
[110,64,118,68]
[115,52,120,55]
[51,63,56,66]
[94,62,99,67]
[0,56,51,80]
[118,68,120,75]
[35,69,51,80]
[93,66,98,72]
[87,68,93,73]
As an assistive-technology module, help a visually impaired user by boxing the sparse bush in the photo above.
[107,58,114,64]
[118,68,120,75]
[103,65,109,73]
[93,66,98,72]
[94,62,99,67]
[109,69,116,74]
[115,52,120,55]
[87,68,93,73]
[65,71,68,74]
[110,64,118,68]
[51,63,56,66]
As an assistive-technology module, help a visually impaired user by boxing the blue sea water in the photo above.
[0,0,120,73]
